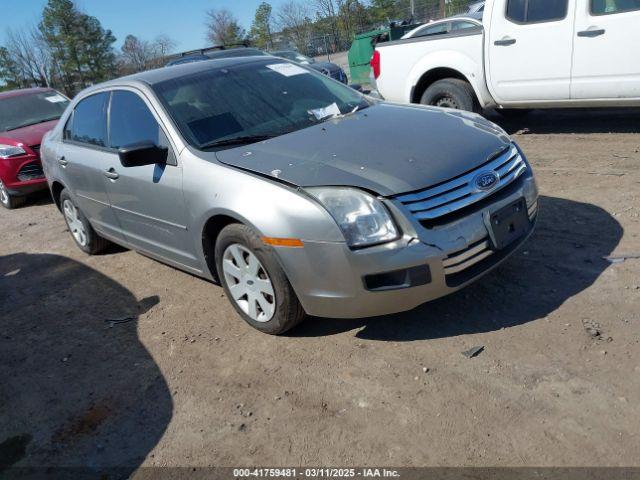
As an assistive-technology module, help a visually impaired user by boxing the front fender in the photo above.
[406,50,493,108]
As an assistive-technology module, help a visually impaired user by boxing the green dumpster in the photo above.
[348,24,422,86]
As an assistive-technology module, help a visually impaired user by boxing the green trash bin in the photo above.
[348,24,422,87]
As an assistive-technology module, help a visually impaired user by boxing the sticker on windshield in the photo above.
[44,94,67,103]
[309,103,341,120]
[267,63,308,77]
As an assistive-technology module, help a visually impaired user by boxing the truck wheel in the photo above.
[60,189,110,254]
[215,224,306,335]
[420,79,479,113]
[0,180,26,209]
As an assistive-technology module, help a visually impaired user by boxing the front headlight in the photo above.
[0,144,27,159]
[306,187,400,248]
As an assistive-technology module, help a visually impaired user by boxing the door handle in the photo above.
[577,28,605,37]
[494,38,516,46]
[103,168,119,180]
[58,156,68,167]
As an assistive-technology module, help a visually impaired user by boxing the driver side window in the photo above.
[108,90,175,164]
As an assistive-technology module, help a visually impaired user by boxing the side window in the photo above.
[70,93,108,147]
[451,21,479,31]
[592,0,640,14]
[414,23,450,38]
[63,112,73,140]
[506,0,568,23]
[108,90,160,149]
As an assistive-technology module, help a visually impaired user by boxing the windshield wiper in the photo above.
[6,116,60,131]
[200,134,275,150]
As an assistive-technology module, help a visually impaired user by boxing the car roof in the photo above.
[79,56,276,96]
[0,87,57,100]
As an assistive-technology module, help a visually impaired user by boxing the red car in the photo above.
[0,88,69,209]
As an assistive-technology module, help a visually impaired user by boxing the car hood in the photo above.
[215,103,511,196]
[0,119,59,146]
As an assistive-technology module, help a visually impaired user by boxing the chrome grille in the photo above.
[394,146,527,222]
[17,162,44,182]
[443,238,493,276]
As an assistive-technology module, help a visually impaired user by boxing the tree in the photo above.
[0,46,24,90]
[276,1,312,53]
[205,9,246,46]
[119,34,176,74]
[249,2,274,50]
[39,0,116,95]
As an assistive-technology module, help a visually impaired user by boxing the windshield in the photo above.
[153,59,369,150]
[0,91,69,132]
[274,51,314,64]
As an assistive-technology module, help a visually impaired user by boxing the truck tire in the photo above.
[215,223,306,335]
[420,79,479,113]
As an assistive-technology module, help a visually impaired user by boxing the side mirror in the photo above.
[118,142,168,168]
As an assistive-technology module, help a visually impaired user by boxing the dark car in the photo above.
[271,50,348,84]
[0,87,69,209]
[166,47,269,67]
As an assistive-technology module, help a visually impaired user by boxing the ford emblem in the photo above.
[473,171,499,191]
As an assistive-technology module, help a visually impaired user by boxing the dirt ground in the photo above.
[1,108,639,473]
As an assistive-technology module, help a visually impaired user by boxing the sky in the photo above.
[0,0,289,53]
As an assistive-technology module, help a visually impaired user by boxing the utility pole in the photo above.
[410,0,415,17]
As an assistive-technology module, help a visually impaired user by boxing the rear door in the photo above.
[487,0,576,103]
[61,92,125,242]
[103,89,199,270]
[571,0,640,99]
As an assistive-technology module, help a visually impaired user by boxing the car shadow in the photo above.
[486,107,640,135]
[290,196,622,340]
[0,253,172,474]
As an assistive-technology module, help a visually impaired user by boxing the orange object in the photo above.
[261,237,304,247]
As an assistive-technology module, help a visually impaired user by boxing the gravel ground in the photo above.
[1,108,639,473]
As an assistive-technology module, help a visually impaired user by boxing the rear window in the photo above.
[153,60,367,150]
[506,0,568,23]
[591,0,640,14]
[0,91,69,132]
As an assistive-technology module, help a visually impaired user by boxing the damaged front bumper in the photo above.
[275,172,538,319]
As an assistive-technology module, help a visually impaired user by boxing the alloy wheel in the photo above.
[63,199,88,247]
[222,243,276,322]
[0,180,8,206]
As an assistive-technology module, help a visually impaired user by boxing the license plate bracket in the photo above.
[486,198,529,250]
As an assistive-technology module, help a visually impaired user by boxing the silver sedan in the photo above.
[42,57,538,334]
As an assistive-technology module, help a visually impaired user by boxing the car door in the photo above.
[487,0,576,103]
[571,0,640,99]
[61,92,125,242]
[103,88,199,270]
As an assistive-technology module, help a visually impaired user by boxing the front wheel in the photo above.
[420,78,479,113]
[0,179,26,209]
[215,224,306,335]
[60,189,110,254]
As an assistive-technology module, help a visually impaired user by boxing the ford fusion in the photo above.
[41,57,538,334]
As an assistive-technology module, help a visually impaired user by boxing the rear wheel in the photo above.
[0,180,26,209]
[60,189,109,254]
[215,224,306,335]
[420,78,479,113]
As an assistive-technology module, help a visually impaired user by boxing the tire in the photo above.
[59,189,110,255]
[0,179,26,209]
[420,78,479,113]
[215,224,306,335]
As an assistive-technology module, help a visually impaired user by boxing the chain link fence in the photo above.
[274,0,478,57]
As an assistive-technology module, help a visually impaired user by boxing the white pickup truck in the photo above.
[372,0,640,112]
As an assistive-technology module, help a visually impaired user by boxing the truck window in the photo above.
[506,0,568,23]
[591,0,640,14]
